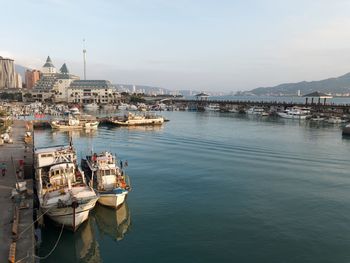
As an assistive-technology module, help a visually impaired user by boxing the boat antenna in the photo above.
[83,38,87,80]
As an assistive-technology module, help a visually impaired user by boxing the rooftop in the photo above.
[70,80,114,89]
[43,56,55,68]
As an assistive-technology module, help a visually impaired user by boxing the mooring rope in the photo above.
[34,223,65,260]
[17,206,53,240]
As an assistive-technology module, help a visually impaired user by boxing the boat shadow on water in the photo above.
[38,202,131,262]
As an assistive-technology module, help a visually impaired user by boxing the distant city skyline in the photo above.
[2,0,350,92]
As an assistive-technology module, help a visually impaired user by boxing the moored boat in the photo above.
[51,115,99,130]
[83,103,99,110]
[107,112,164,126]
[82,151,130,209]
[277,107,310,119]
[35,145,99,231]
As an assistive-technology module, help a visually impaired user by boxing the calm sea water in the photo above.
[36,111,350,263]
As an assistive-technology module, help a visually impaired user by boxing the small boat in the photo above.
[82,151,130,209]
[35,145,99,231]
[83,103,99,110]
[327,116,343,124]
[310,115,325,121]
[277,107,310,119]
[51,116,99,130]
[70,107,81,116]
[102,105,117,110]
[118,103,129,110]
[205,104,220,112]
[108,112,164,126]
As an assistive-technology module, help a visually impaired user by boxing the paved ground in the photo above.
[0,120,34,262]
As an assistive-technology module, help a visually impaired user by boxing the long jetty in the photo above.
[171,98,350,109]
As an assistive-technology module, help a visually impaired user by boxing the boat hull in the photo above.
[112,118,164,126]
[42,196,98,231]
[98,191,128,208]
[277,113,308,119]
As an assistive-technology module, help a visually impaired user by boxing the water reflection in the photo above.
[93,202,131,241]
[39,202,131,262]
[104,124,164,132]
[51,129,98,139]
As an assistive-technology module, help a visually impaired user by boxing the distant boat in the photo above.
[277,107,310,119]
[327,116,345,124]
[51,115,99,129]
[108,112,165,126]
[205,104,220,112]
[118,103,129,110]
[70,107,81,115]
[102,105,117,110]
[84,103,99,110]
[246,107,268,116]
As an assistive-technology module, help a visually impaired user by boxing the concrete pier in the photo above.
[0,120,34,263]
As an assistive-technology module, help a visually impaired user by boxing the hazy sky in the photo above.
[2,0,350,91]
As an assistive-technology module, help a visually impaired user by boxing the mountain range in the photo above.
[237,72,350,96]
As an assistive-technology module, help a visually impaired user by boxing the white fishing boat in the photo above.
[102,104,117,110]
[205,104,220,112]
[310,115,325,121]
[277,107,310,119]
[128,104,138,111]
[82,151,130,209]
[246,106,268,116]
[35,145,99,231]
[327,116,343,124]
[83,103,99,110]
[108,112,164,126]
[51,115,99,130]
[70,107,81,116]
[118,103,129,110]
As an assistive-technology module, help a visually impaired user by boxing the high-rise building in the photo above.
[0,56,16,89]
[15,73,22,88]
[25,69,41,89]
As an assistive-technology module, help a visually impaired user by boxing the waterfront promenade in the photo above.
[0,120,34,262]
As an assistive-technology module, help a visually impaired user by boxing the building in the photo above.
[68,80,120,104]
[41,56,57,74]
[15,73,22,88]
[0,56,16,89]
[24,56,119,104]
[25,69,41,89]
[27,56,79,102]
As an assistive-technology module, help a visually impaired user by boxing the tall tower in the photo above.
[83,39,87,80]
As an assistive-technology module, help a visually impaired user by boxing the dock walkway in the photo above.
[0,120,34,263]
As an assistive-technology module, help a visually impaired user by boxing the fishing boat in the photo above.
[107,112,164,126]
[327,116,344,124]
[70,107,81,116]
[277,107,311,119]
[118,103,129,110]
[246,106,269,116]
[35,145,99,231]
[82,151,130,209]
[83,103,99,110]
[51,115,99,130]
[205,104,220,112]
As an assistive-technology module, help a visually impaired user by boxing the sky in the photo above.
[1,0,350,92]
